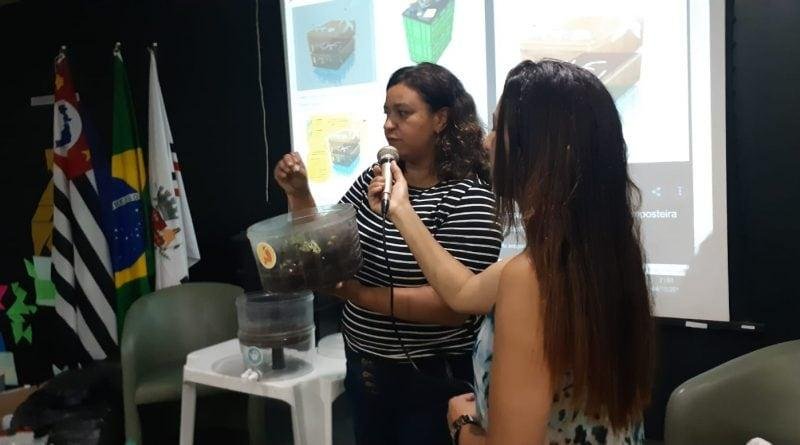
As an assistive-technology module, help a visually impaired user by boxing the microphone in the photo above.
[377,146,399,216]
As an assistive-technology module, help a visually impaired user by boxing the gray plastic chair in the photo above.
[664,340,800,445]
[121,282,252,444]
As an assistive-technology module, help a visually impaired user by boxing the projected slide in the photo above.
[281,0,729,321]
[492,0,728,321]
[282,0,488,205]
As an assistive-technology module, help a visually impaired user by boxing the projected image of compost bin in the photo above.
[403,0,455,63]
[520,16,643,99]
[307,20,356,70]
[329,129,361,175]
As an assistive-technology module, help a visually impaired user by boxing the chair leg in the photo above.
[291,381,326,445]
[322,396,333,445]
[179,381,197,445]
[314,374,346,445]
[124,398,143,445]
[320,379,340,445]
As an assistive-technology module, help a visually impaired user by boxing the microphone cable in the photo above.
[380,199,474,393]
[381,206,421,373]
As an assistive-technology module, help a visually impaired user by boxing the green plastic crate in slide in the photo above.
[403,0,455,63]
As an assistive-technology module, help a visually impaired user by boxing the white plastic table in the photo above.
[179,335,346,445]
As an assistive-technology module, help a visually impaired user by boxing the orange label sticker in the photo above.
[256,242,277,269]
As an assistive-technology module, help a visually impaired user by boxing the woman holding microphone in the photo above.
[275,63,503,445]
[367,60,654,445]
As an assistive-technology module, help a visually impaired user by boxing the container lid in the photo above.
[246,204,356,239]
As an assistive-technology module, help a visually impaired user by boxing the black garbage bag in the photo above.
[10,362,124,445]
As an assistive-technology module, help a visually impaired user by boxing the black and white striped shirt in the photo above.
[340,168,503,360]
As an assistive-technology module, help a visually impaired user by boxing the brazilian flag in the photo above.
[109,47,153,334]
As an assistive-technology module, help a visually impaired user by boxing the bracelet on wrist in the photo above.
[450,414,480,445]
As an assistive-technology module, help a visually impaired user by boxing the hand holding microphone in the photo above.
[369,146,410,219]
[377,146,399,215]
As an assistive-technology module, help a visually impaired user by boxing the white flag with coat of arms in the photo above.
[147,48,200,289]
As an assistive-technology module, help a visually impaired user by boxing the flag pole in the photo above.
[57,45,67,62]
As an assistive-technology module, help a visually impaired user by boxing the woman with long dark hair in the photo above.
[367,59,655,444]
[275,63,503,444]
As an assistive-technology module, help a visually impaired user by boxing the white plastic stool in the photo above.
[179,336,346,445]
[318,332,345,360]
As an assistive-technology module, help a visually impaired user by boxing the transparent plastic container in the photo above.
[236,291,315,378]
[246,204,362,292]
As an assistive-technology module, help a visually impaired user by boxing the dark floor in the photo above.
[141,392,355,445]
[141,396,664,445]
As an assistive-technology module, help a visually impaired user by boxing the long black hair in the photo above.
[493,59,654,430]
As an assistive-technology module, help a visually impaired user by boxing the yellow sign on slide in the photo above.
[306,115,352,183]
